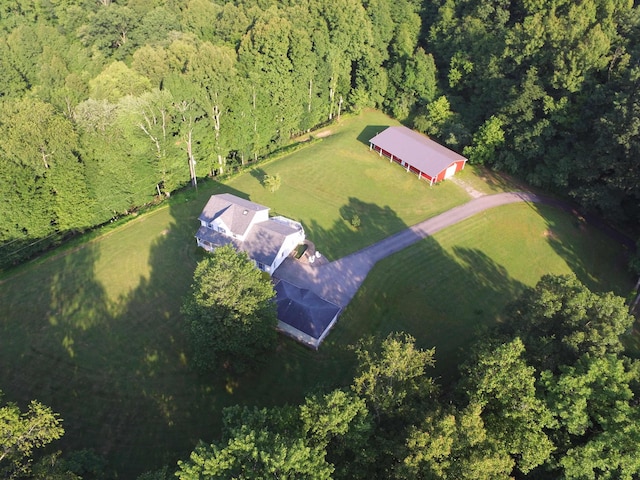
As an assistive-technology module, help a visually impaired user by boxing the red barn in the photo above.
[369,126,467,186]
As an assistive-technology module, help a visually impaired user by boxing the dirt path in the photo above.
[273,192,559,307]
[450,177,485,198]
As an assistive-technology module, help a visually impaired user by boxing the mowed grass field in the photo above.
[331,203,635,382]
[227,110,471,259]
[0,109,634,476]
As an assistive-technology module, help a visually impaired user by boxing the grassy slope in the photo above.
[331,203,634,382]
[0,109,634,476]
[227,110,470,259]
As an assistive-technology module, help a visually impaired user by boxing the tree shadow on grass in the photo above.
[248,167,267,186]
[0,243,154,476]
[0,179,256,478]
[12,181,621,477]
[472,165,529,192]
[96,182,256,475]
[272,195,531,392]
[356,125,390,147]
[528,202,635,295]
[303,197,409,261]
[337,234,529,387]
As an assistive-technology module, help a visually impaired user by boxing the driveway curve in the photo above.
[273,192,562,308]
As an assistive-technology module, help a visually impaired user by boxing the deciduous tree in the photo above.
[402,403,514,480]
[177,405,333,480]
[505,274,634,371]
[461,338,554,474]
[541,354,640,479]
[0,392,64,479]
[181,245,277,372]
[352,332,436,420]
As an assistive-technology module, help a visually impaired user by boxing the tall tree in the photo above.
[352,332,436,421]
[402,403,514,480]
[0,98,90,246]
[181,245,277,373]
[120,89,183,195]
[461,338,554,474]
[504,274,635,372]
[88,61,151,102]
[300,389,372,478]
[541,354,640,479]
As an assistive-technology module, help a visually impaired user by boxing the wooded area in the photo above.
[175,275,640,480]
[1,0,639,478]
[0,0,638,267]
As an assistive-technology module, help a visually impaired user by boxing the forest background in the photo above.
[1,0,640,478]
[0,0,639,268]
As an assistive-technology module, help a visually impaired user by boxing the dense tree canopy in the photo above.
[503,273,635,371]
[0,392,65,479]
[1,0,637,268]
[181,245,277,373]
[176,391,370,479]
[0,0,638,478]
[173,276,640,480]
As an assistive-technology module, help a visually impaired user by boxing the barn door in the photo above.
[444,164,457,179]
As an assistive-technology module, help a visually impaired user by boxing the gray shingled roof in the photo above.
[195,226,238,249]
[369,126,467,177]
[275,280,341,340]
[242,220,299,266]
[198,193,269,237]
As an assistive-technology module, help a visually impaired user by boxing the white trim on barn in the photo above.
[369,126,467,185]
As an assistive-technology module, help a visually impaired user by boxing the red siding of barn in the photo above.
[435,160,466,182]
[375,145,465,185]
[420,172,435,183]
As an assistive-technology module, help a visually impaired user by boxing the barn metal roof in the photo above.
[369,126,467,177]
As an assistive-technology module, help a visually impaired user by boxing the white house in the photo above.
[195,193,305,275]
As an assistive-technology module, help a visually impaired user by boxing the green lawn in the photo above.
[329,203,635,381]
[226,203,635,403]
[0,109,634,477]
[227,109,471,259]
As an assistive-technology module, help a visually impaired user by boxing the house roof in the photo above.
[275,280,341,340]
[197,221,299,268]
[195,226,238,249]
[369,126,467,177]
[243,220,299,267]
[198,193,269,237]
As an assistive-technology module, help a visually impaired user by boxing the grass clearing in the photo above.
[227,109,471,259]
[331,203,634,381]
[0,109,633,476]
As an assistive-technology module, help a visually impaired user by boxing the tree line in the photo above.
[174,258,640,479]
[0,0,421,266]
[1,0,638,268]
[6,272,637,479]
